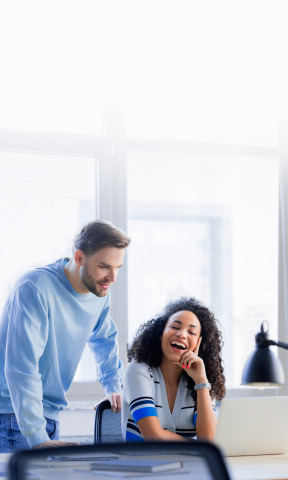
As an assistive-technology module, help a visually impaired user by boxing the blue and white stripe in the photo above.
[125,419,144,442]
[130,396,158,423]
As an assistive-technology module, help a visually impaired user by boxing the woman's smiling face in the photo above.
[160,310,201,362]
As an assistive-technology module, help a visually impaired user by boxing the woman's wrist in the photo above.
[194,377,209,385]
[194,382,211,391]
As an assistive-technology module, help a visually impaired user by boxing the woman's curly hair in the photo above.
[127,297,226,402]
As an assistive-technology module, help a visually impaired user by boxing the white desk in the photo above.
[227,454,288,480]
[1,452,288,480]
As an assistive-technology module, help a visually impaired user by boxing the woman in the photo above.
[122,297,225,442]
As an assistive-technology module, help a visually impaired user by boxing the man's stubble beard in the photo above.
[81,263,108,297]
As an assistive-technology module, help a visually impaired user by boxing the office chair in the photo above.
[94,399,122,443]
[8,440,231,480]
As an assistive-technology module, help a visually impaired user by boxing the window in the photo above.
[0,123,282,398]
[127,150,279,386]
[0,150,97,381]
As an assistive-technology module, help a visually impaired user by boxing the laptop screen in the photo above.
[214,395,288,457]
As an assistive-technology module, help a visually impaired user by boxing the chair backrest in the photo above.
[94,399,122,444]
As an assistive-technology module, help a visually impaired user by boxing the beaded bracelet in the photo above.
[194,382,211,391]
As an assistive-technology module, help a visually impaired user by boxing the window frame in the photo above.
[125,138,281,399]
[0,120,284,400]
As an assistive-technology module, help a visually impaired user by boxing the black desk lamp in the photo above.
[241,321,288,386]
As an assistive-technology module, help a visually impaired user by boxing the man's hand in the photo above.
[95,392,122,413]
[33,440,78,449]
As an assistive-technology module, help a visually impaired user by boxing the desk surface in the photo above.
[1,452,288,480]
[227,454,288,480]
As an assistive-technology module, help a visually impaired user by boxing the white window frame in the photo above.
[125,138,281,399]
[0,113,285,401]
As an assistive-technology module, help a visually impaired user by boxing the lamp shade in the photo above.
[241,347,285,386]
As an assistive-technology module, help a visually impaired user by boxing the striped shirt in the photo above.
[122,361,215,441]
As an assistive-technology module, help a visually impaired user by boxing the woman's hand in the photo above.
[174,337,216,442]
[174,337,208,384]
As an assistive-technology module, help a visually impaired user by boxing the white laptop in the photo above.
[214,396,288,457]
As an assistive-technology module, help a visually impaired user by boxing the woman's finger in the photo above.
[193,336,202,355]
[181,351,197,364]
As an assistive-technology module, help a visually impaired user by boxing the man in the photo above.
[0,219,130,452]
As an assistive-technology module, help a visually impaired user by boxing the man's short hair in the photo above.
[73,219,130,255]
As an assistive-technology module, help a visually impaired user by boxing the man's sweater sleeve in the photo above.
[87,294,123,394]
[5,281,50,448]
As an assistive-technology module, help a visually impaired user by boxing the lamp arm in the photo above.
[274,340,288,350]
[266,339,288,350]
[256,324,288,350]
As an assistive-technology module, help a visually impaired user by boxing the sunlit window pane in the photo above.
[127,152,279,386]
[0,151,97,381]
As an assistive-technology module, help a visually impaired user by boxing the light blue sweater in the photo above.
[0,258,123,447]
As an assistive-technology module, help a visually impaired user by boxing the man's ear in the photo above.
[74,250,86,266]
